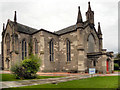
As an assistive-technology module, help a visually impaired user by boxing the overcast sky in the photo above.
[0,0,118,54]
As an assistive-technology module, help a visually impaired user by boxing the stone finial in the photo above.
[88,1,91,11]
[76,6,83,24]
[98,22,102,35]
[14,11,17,23]
[3,23,5,31]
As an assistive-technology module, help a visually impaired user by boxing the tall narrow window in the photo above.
[22,39,27,60]
[15,34,18,51]
[66,39,71,61]
[93,60,96,66]
[6,33,10,55]
[22,40,24,60]
[25,41,27,57]
[35,39,38,54]
[49,39,54,61]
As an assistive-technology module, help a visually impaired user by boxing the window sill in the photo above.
[66,61,71,64]
[50,61,55,63]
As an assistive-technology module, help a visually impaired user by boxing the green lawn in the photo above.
[0,74,63,81]
[15,76,119,88]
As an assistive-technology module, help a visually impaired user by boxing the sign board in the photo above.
[89,68,95,74]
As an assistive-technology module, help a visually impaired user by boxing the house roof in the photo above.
[9,20,38,34]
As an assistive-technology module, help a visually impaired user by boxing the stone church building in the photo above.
[1,2,114,73]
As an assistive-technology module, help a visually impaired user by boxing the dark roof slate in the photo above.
[9,20,38,34]
[55,25,76,35]
[8,20,97,36]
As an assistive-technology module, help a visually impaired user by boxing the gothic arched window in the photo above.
[93,60,96,66]
[5,33,10,55]
[22,39,27,60]
[15,34,18,51]
[66,39,71,61]
[35,39,38,54]
[49,39,54,61]
[87,34,95,53]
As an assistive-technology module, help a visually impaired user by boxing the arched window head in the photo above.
[22,39,27,60]
[66,39,71,61]
[87,34,95,53]
[5,33,10,55]
[35,39,38,54]
[49,39,54,61]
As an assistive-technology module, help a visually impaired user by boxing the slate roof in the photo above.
[55,25,76,35]
[8,20,92,35]
[9,20,78,35]
[54,21,91,35]
[9,20,38,34]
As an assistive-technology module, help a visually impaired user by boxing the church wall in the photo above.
[3,24,13,69]
[59,31,78,72]
[41,31,59,72]
[32,31,45,71]
[97,56,105,73]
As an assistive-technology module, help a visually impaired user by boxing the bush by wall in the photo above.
[11,55,41,79]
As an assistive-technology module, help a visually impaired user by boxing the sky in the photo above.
[118,1,120,53]
[0,0,118,54]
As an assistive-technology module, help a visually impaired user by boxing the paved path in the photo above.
[1,75,91,89]
[0,70,120,89]
[1,70,119,76]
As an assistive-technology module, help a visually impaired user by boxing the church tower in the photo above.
[86,2,94,25]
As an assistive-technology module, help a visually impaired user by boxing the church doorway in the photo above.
[106,59,109,72]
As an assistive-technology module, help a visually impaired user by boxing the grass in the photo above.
[0,74,63,81]
[14,76,119,88]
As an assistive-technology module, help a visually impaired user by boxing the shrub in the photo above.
[11,55,41,79]
[114,63,119,70]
